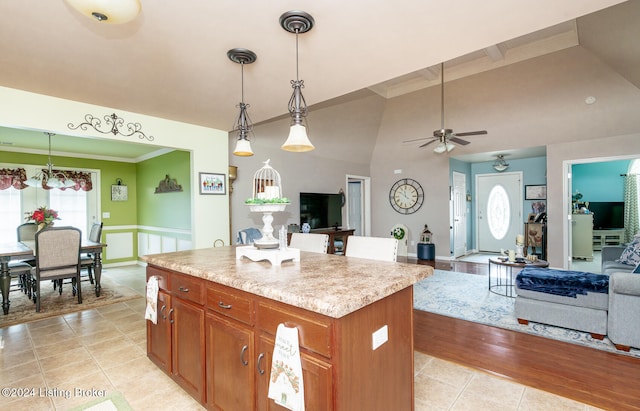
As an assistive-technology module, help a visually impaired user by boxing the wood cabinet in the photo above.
[147,261,417,410]
[146,266,206,404]
[572,214,593,261]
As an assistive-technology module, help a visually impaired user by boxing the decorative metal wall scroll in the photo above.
[68,113,154,141]
[155,174,183,193]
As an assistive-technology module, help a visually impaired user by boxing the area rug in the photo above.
[413,269,640,358]
[68,391,133,411]
[0,276,142,328]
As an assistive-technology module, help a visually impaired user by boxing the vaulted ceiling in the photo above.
[0,0,637,160]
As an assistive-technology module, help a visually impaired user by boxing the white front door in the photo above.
[452,172,467,257]
[477,172,523,252]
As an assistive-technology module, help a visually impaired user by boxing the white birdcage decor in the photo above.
[245,160,289,248]
[251,159,283,201]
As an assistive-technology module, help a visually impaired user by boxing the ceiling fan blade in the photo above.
[454,130,487,137]
[448,136,470,145]
[419,139,437,148]
[402,137,429,143]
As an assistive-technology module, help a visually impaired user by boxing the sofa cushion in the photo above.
[617,234,640,266]
[603,260,636,276]
[634,262,640,274]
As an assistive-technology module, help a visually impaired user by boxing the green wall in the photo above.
[136,150,191,229]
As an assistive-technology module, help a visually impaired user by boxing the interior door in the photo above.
[452,172,467,257]
[477,173,523,252]
[347,180,363,235]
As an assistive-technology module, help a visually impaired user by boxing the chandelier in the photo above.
[280,11,315,152]
[228,48,257,157]
[25,133,76,189]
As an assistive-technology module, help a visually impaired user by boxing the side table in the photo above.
[488,257,549,297]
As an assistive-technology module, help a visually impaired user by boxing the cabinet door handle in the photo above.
[178,286,189,293]
[240,345,249,366]
[257,353,265,375]
[218,301,232,309]
[160,305,167,320]
[168,308,174,324]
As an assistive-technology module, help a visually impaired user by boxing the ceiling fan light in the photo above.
[445,142,455,152]
[282,124,314,152]
[233,138,254,156]
[64,0,141,24]
[433,142,447,154]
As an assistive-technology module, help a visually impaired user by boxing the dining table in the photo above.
[0,240,106,315]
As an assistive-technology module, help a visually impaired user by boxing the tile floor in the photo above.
[0,265,601,410]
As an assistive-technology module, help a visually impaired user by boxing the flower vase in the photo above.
[37,222,53,231]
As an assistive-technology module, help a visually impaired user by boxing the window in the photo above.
[0,187,23,241]
[487,184,510,240]
[50,188,88,239]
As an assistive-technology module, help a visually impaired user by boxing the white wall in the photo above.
[0,86,229,249]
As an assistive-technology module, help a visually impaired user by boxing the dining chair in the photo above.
[15,222,38,293]
[344,236,399,262]
[80,222,103,284]
[30,226,82,312]
[289,232,329,254]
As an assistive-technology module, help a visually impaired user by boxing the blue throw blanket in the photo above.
[515,267,609,298]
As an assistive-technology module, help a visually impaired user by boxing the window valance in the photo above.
[0,168,28,190]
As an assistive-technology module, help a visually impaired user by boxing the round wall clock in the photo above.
[389,178,424,214]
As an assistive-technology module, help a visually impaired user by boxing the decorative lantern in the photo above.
[420,224,432,244]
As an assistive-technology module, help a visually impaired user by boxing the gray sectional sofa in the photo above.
[514,245,640,351]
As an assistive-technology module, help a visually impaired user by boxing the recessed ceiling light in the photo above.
[585,96,597,105]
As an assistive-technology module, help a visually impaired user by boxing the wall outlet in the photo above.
[372,325,388,350]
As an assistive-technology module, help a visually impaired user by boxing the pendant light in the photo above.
[493,154,510,172]
[25,133,76,189]
[280,11,315,152]
[64,0,141,24]
[228,48,257,157]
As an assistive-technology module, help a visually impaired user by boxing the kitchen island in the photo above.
[143,246,432,410]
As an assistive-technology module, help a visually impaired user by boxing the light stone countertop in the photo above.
[142,246,433,318]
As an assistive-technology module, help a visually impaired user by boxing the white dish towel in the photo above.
[268,324,305,411]
[144,276,159,324]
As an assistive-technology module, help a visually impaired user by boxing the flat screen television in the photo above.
[300,192,343,230]
[588,201,624,229]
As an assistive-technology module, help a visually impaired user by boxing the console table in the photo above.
[287,228,355,254]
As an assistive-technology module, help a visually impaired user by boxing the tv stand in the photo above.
[592,229,625,251]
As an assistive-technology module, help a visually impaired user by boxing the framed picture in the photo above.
[525,184,546,200]
[199,172,226,195]
[111,184,128,201]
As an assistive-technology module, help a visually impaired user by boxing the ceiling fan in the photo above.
[407,62,487,153]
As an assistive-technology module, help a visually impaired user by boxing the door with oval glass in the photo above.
[476,173,523,252]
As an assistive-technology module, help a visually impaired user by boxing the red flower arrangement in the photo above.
[25,206,60,225]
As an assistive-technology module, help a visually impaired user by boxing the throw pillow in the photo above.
[634,262,640,274]
[617,234,640,266]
